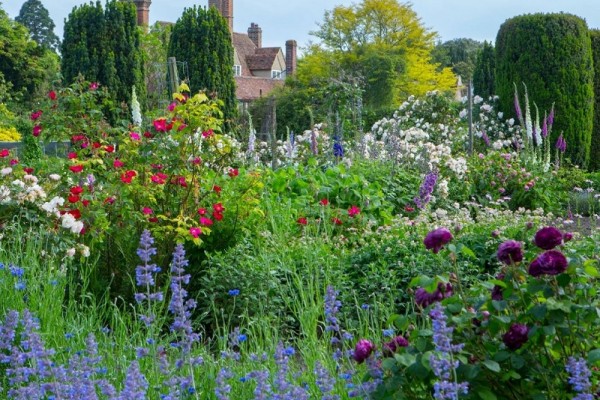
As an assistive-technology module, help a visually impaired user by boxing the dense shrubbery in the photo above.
[495,13,594,167]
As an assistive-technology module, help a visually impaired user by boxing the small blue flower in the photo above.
[361,304,370,310]
[65,333,74,339]
[383,329,395,337]
[237,334,247,343]
[228,289,240,296]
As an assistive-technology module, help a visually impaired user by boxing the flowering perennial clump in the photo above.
[429,303,468,399]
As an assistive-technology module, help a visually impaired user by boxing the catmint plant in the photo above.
[429,303,468,399]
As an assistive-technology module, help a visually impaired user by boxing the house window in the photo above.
[271,70,284,79]
[233,65,241,76]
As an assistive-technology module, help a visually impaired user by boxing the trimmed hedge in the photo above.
[590,29,600,171]
[495,13,594,167]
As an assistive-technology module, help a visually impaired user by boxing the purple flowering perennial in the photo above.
[414,171,438,209]
[118,361,148,400]
[215,368,233,400]
[135,230,163,327]
[555,134,567,153]
[429,303,469,399]
[566,357,593,399]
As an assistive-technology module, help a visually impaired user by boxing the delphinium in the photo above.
[429,302,468,399]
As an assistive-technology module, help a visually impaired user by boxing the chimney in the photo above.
[133,0,151,27]
[285,40,297,76]
[209,0,233,32]
[248,23,262,48]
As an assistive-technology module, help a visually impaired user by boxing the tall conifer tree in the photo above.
[168,6,237,127]
[61,0,145,108]
[16,0,60,52]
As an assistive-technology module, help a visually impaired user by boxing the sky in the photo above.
[4,0,600,51]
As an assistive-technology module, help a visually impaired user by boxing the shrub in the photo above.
[590,29,600,171]
[0,126,20,142]
[495,13,594,167]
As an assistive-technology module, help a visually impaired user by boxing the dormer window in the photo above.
[233,65,242,76]
[271,70,284,79]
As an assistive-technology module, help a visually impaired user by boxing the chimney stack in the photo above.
[133,0,151,27]
[209,0,233,32]
[248,23,262,48]
[285,40,297,76]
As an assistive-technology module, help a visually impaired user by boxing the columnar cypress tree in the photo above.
[168,6,237,127]
[472,41,495,99]
[590,29,600,171]
[495,13,594,167]
[61,0,145,108]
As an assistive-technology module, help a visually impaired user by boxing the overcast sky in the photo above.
[4,0,600,51]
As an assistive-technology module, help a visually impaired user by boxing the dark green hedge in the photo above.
[495,13,594,167]
[590,29,600,171]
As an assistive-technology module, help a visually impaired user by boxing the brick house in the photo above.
[129,0,297,107]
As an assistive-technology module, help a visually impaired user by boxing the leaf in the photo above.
[394,352,416,367]
[588,349,600,365]
[460,245,476,259]
[583,262,599,277]
[482,359,501,372]
[477,387,498,400]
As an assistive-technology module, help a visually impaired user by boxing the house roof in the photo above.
[235,76,283,101]
[246,47,281,71]
[232,33,256,77]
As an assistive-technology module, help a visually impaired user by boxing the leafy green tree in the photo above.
[0,5,46,101]
[300,0,454,123]
[168,6,237,128]
[472,41,495,99]
[495,13,594,167]
[15,0,60,52]
[590,29,600,171]
[61,0,145,110]
[432,38,483,80]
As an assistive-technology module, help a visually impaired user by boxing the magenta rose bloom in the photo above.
[415,282,453,308]
[502,323,529,350]
[497,240,523,265]
[533,227,563,250]
[528,250,568,277]
[353,339,375,363]
[383,335,409,356]
[424,227,453,254]
[563,232,573,242]
[491,273,505,301]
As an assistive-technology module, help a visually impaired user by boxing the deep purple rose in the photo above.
[353,339,375,363]
[534,227,563,250]
[502,323,529,350]
[491,273,505,301]
[424,227,453,254]
[528,250,568,277]
[497,240,523,265]
[383,335,409,356]
[415,282,453,308]
[563,232,573,243]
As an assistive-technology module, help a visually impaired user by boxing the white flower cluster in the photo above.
[61,212,84,234]
[41,196,65,217]
[10,175,47,204]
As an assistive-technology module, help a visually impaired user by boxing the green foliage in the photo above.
[495,13,594,167]
[375,229,600,399]
[168,6,237,130]
[61,0,145,110]
[141,22,172,110]
[0,7,46,100]
[590,30,600,171]
[15,0,60,52]
[432,38,483,80]
[472,41,495,99]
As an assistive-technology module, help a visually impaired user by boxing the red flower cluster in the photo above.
[153,118,173,133]
[69,165,84,173]
[121,170,137,184]
[68,186,84,203]
[228,168,239,178]
[0,149,9,158]
[151,173,168,184]
[213,203,224,221]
